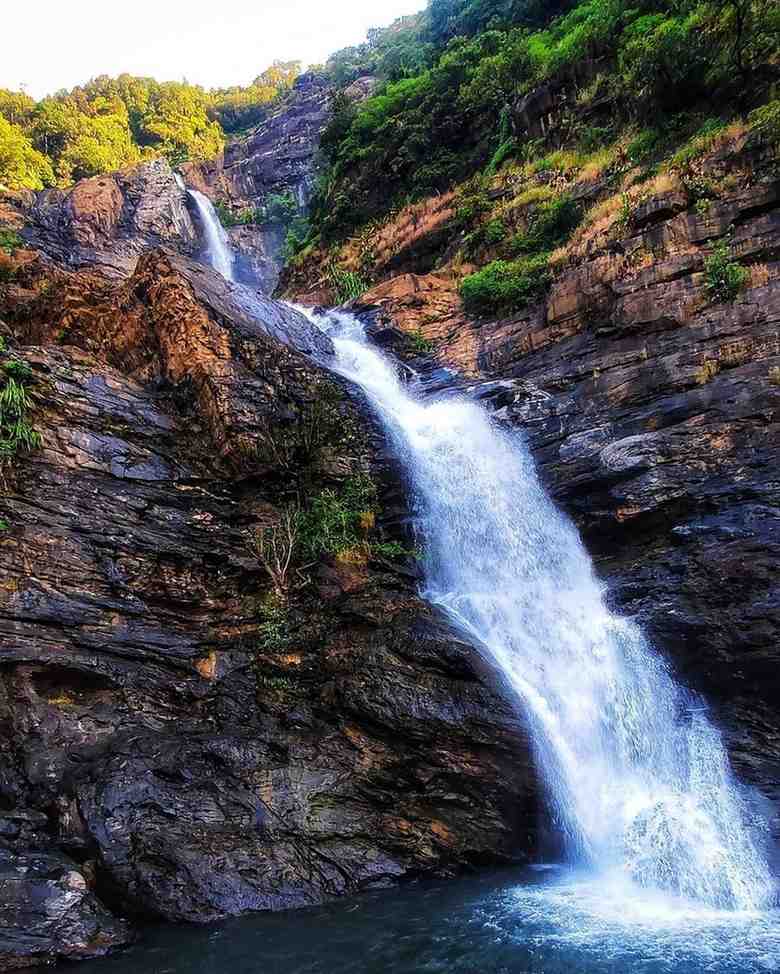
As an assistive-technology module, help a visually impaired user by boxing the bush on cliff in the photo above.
[460,253,551,315]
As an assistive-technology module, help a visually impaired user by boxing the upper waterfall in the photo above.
[187,188,235,281]
[302,306,775,913]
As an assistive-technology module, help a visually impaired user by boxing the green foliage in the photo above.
[328,265,369,303]
[263,192,299,225]
[704,235,748,302]
[307,0,779,246]
[460,253,551,315]
[209,61,301,132]
[256,594,294,651]
[0,114,54,190]
[0,64,303,187]
[670,118,728,169]
[372,540,417,560]
[627,128,662,164]
[297,474,378,559]
[214,202,261,227]
[511,194,580,254]
[407,330,434,354]
[0,355,42,469]
[0,230,23,254]
[748,100,780,147]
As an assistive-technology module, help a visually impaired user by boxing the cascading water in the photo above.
[303,307,775,913]
[187,187,235,281]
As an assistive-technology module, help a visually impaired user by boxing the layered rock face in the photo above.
[183,75,332,292]
[0,250,537,964]
[336,142,780,828]
[13,159,197,277]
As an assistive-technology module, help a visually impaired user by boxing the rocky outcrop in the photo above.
[183,75,332,293]
[14,160,197,277]
[345,152,780,829]
[0,249,537,961]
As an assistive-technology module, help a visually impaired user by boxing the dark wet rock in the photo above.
[182,76,332,293]
[16,160,197,277]
[0,853,131,969]
[0,247,538,951]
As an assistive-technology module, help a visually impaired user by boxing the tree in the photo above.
[0,113,54,191]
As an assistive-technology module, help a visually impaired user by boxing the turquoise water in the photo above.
[87,867,780,974]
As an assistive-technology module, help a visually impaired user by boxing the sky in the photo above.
[1,0,425,99]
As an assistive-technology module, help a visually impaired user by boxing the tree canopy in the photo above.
[0,61,303,191]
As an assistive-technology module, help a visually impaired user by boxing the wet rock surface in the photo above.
[350,158,780,824]
[183,75,332,293]
[0,853,131,970]
[14,160,197,277]
[0,251,537,958]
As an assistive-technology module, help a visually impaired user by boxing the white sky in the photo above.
[2,0,424,99]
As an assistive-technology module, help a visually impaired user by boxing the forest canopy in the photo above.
[0,62,301,191]
[310,0,780,240]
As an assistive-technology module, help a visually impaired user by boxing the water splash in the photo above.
[188,188,234,281]
[305,307,774,912]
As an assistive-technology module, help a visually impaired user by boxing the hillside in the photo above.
[0,0,779,969]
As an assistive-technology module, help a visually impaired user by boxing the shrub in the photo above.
[748,100,780,148]
[264,192,298,225]
[246,505,300,597]
[0,362,42,473]
[407,330,434,354]
[669,118,728,169]
[256,594,294,651]
[297,473,378,558]
[704,236,748,303]
[511,194,581,254]
[0,230,22,255]
[460,253,552,315]
[328,264,369,303]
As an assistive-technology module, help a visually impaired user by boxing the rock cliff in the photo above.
[12,159,197,278]
[0,248,537,965]
[182,75,332,293]
[295,132,780,832]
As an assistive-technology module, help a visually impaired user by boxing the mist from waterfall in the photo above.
[187,187,235,281]
[303,306,774,914]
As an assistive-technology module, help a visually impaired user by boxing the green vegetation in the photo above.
[328,265,369,303]
[511,193,580,255]
[0,62,302,189]
[407,330,434,354]
[0,352,42,473]
[297,474,378,558]
[308,0,779,244]
[460,253,552,315]
[0,230,22,254]
[256,594,294,651]
[704,235,749,302]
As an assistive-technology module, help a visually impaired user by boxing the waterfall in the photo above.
[187,188,234,281]
[304,307,774,913]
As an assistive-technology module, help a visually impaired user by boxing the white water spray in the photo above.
[187,188,234,281]
[305,307,774,912]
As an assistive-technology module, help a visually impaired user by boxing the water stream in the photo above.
[306,308,774,913]
[187,187,235,281]
[119,243,780,974]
